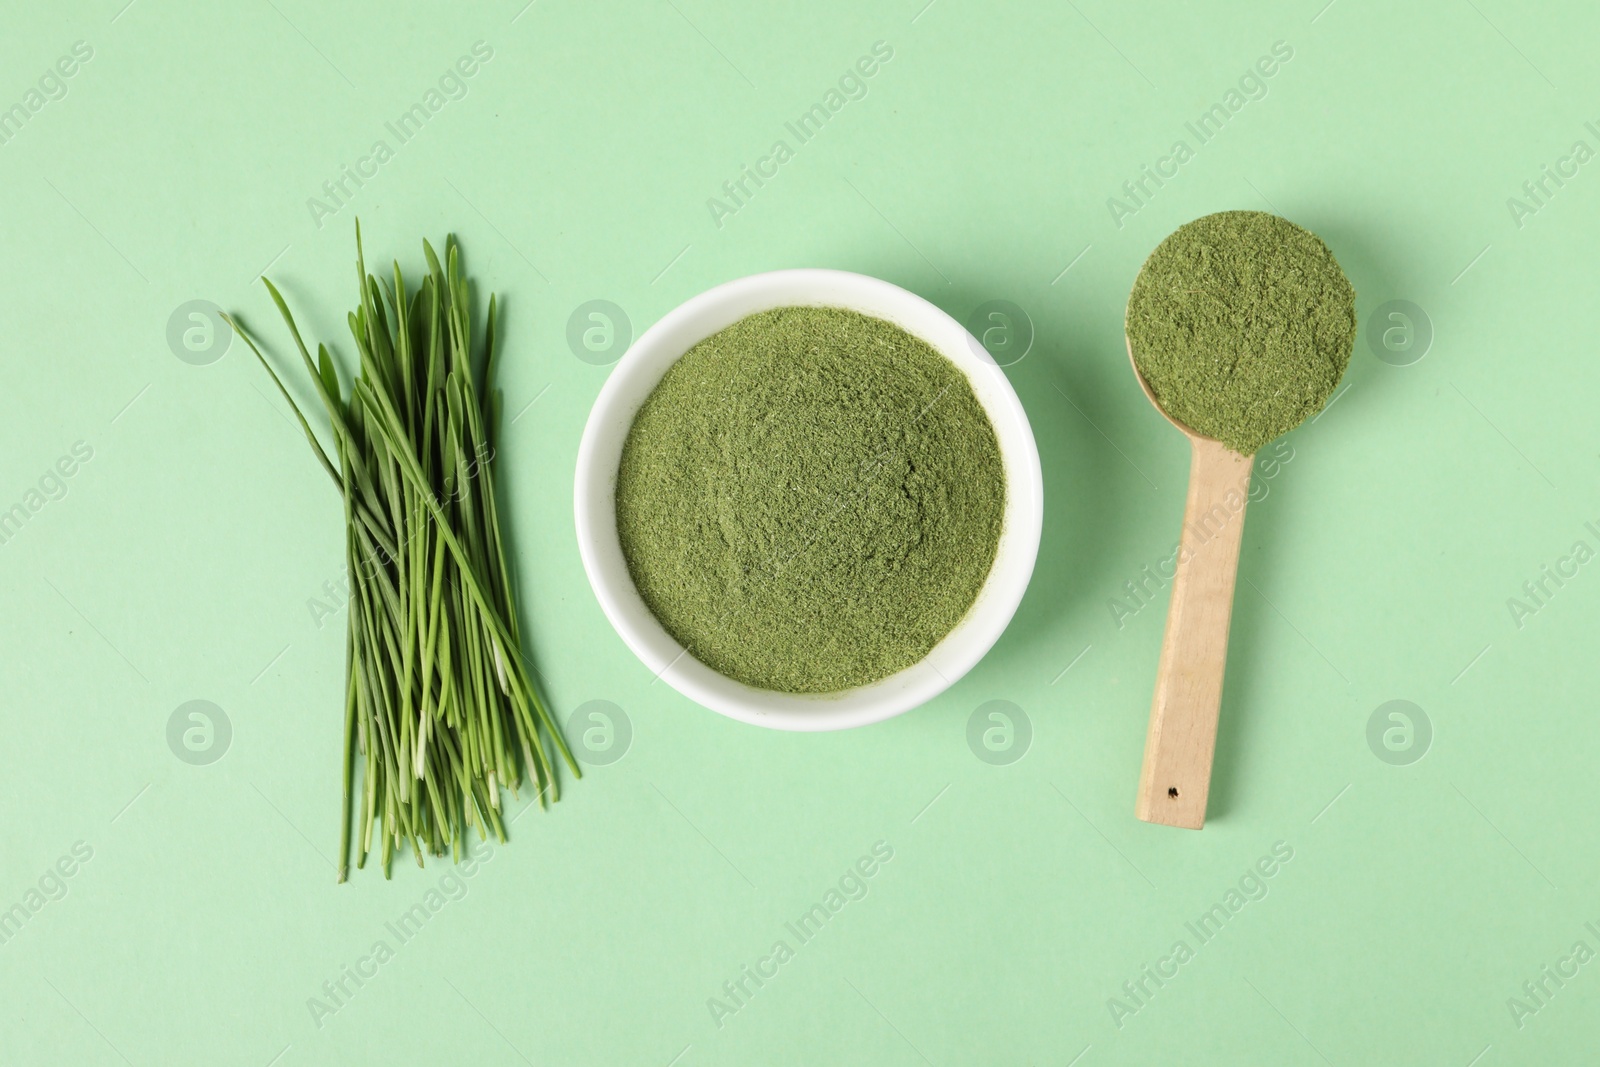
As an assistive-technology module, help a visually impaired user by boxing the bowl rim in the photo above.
[573,268,1043,731]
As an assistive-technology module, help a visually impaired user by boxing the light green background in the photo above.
[2,0,1597,1063]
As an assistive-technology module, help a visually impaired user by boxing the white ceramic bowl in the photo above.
[574,269,1043,731]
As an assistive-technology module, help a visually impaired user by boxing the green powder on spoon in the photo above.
[615,306,1005,694]
[1126,210,1357,456]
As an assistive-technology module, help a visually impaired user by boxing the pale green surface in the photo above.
[2,2,1597,1064]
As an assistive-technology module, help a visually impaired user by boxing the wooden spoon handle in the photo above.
[1136,437,1254,829]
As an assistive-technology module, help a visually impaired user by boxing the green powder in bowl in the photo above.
[1125,210,1357,456]
[614,306,1006,694]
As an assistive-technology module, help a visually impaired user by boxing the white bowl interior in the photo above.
[574,269,1043,731]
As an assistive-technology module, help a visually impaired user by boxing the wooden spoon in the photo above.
[1125,338,1254,829]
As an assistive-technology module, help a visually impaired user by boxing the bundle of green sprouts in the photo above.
[226,226,576,881]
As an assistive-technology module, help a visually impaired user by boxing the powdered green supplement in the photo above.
[1126,210,1356,455]
[616,306,1005,694]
